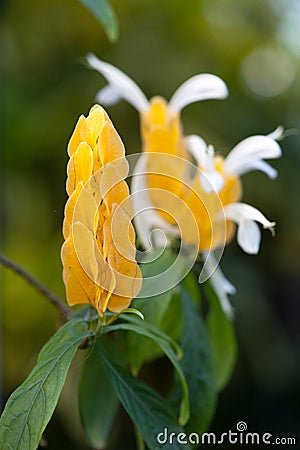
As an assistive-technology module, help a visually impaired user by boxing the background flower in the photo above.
[87,57,282,318]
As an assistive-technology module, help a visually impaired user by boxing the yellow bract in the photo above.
[140,98,242,251]
[181,158,242,250]
[61,105,142,316]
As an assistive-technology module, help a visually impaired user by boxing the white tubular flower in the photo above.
[184,134,207,166]
[224,131,282,179]
[87,53,149,112]
[168,74,229,114]
[203,251,236,319]
[87,53,228,115]
[185,135,225,193]
[221,202,276,255]
[131,154,179,250]
[182,128,282,254]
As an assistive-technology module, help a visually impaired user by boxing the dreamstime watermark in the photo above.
[156,421,297,446]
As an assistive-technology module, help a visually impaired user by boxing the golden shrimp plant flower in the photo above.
[87,55,282,317]
[61,104,142,317]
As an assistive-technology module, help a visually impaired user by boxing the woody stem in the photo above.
[0,253,71,320]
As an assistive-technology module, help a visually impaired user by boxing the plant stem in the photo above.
[0,253,71,320]
[134,426,145,450]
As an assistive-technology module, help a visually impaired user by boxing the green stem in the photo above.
[134,425,145,450]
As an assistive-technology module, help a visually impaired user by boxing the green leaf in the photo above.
[181,271,201,306]
[95,342,191,450]
[169,289,216,435]
[0,319,93,450]
[78,336,119,449]
[121,307,144,320]
[123,314,183,359]
[205,284,237,391]
[103,318,189,425]
[128,248,188,372]
[137,247,189,299]
[127,290,175,373]
[78,0,119,41]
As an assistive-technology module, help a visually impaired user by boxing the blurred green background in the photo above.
[1,0,299,448]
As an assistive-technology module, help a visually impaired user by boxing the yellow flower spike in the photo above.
[103,203,142,313]
[67,115,85,156]
[139,99,242,250]
[66,142,93,196]
[180,164,242,251]
[80,105,108,149]
[140,97,190,225]
[61,233,100,306]
[98,120,127,166]
[141,97,186,157]
[61,104,142,317]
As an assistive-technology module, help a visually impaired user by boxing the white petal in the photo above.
[221,202,275,254]
[185,134,207,166]
[237,220,261,254]
[168,74,228,114]
[267,125,284,140]
[186,137,224,193]
[247,160,278,179]
[210,270,235,319]
[200,145,225,193]
[200,171,224,193]
[202,251,236,293]
[131,154,179,249]
[224,135,282,177]
[222,202,275,228]
[87,53,149,112]
[202,251,235,319]
[227,158,278,179]
[95,85,122,106]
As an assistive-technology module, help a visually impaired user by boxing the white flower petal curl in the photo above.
[246,160,278,179]
[131,154,179,250]
[237,220,261,254]
[202,251,235,319]
[95,85,122,106]
[200,146,225,193]
[267,125,284,140]
[168,74,229,114]
[87,53,149,112]
[200,172,224,193]
[221,202,275,254]
[185,135,207,166]
[224,134,282,178]
[185,136,224,193]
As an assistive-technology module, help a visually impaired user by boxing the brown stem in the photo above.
[0,253,71,320]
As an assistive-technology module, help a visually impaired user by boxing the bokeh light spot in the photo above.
[241,46,296,97]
